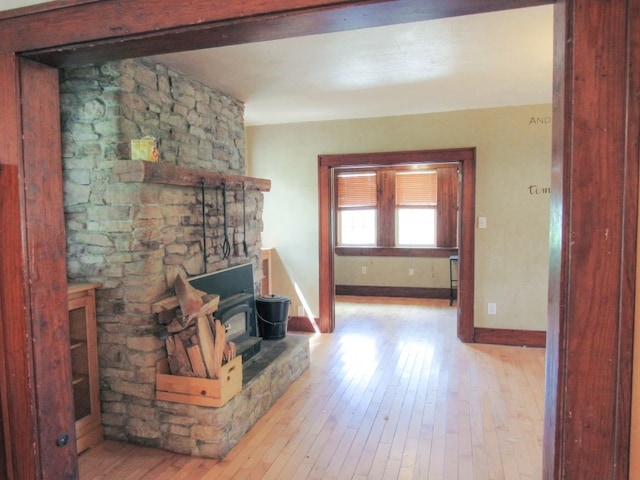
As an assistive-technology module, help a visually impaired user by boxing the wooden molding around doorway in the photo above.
[317,148,476,338]
[0,1,638,479]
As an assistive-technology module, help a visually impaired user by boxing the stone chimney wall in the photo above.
[60,57,264,447]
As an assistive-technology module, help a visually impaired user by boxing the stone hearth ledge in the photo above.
[154,334,310,459]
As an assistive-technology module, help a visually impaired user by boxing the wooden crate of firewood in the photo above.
[156,355,242,407]
[152,273,243,407]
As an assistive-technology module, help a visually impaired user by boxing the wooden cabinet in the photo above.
[67,283,103,453]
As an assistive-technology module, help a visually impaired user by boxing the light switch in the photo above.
[479,217,487,229]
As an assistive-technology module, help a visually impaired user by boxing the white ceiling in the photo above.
[2,1,553,126]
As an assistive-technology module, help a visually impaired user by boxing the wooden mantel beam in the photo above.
[113,160,271,192]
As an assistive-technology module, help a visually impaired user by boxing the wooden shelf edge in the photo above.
[67,282,102,297]
[113,160,271,192]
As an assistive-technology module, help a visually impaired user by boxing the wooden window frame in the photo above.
[334,163,458,257]
[336,171,378,246]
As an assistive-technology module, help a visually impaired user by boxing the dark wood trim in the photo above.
[437,166,458,248]
[287,316,320,333]
[19,57,78,479]
[335,285,450,299]
[543,1,638,479]
[0,61,11,471]
[0,1,637,479]
[0,0,99,21]
[457,151,476,343]
[334,164,458,250]
[0,0,551,67]
[618,0,640,472]
[335,246,457,257]
[335,162,457,174]
[0,398,4,480]
[543,5,569,479]
[0,53,39,480]
[318,155,335,333]
[319,147,477,168]
[0,55,78,479]
[543,4,566,473]
[319,147,475,341]
[474,327,546,348]
[113,160,271,192]
[377,170,395,247]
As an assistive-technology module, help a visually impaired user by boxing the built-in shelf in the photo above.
[113,160,271,192]
[68,283,103,453]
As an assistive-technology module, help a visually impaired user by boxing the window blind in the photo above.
[337,173,377,208]
[396,171,437,206]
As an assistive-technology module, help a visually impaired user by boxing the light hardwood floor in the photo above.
[79,296,545,479]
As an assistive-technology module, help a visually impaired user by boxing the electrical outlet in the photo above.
[488,303,497,315]
[297,305,304,317]
[409,268,415,276]
[479,217,487,229]
[361,266,367,275]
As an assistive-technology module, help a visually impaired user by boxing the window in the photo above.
[335,165,458,253]
[396,171,437,246]
[337,173,377,245]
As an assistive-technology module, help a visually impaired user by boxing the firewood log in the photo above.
[173,272,207,316]
[165,334,195,376]
[172,334,195,377]
[165,336,181,374]
[186,344,208,378]
[166,317,186,333]
[176,324,198,343]
[212,319,226,380]
[223,343,231,363]
[184,296,219,324]
[197,315,216,378]
[222,341,236,362]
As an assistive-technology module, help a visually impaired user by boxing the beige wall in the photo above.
[335,256,450,289]
[247,104,551,330]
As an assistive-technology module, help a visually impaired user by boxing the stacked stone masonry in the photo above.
[60,57,279,452]
[158,336,310,458]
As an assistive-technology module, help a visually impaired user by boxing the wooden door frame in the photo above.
[318,148,475,340]
[0,303,7,479]
[543,1,639,478]
[0,54,76,479]
[0,0,637,479]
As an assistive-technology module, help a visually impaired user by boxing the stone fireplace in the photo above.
[60,57,309,457]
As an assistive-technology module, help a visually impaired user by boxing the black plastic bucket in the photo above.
[256,294,290,339]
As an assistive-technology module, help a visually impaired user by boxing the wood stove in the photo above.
[189,263,262,361]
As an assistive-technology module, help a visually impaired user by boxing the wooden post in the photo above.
[544,1,640,478]
[0,54,77,479]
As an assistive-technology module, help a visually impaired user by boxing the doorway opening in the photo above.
[318,148,476,339]
[4,1,638,479]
